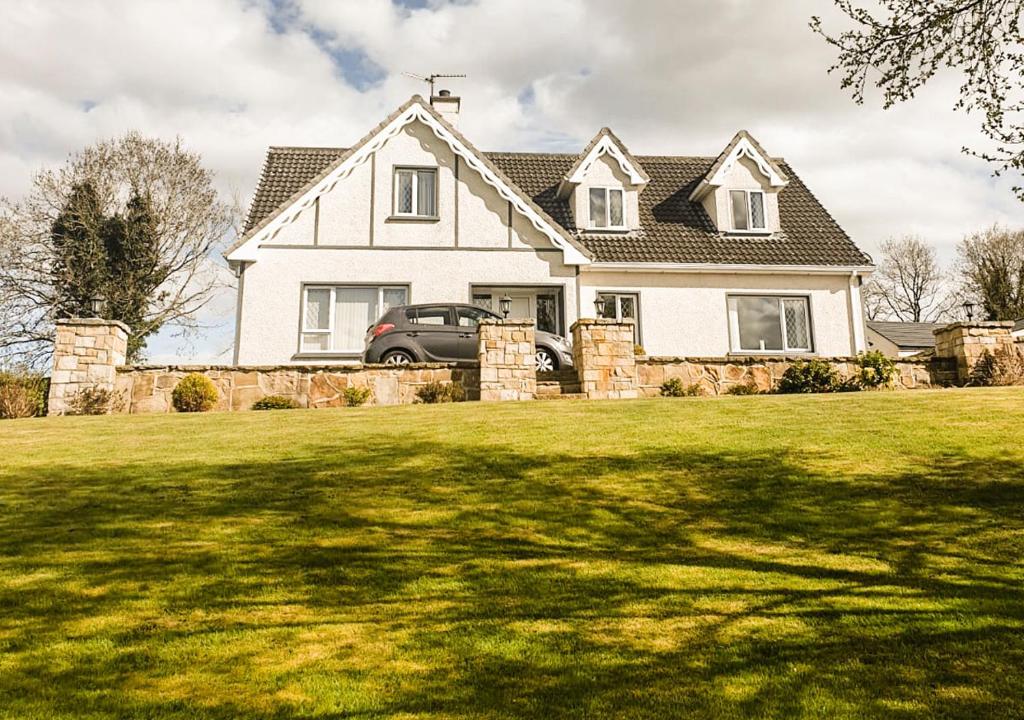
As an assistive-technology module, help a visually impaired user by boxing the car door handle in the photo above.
[459,332,474,338]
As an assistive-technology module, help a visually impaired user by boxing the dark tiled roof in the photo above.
[1014,318,1024,333]
[866,321,944,349]
[244,144,871,266]
[243,146,348,232]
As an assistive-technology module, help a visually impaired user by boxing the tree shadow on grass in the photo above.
[0,440,1023,718]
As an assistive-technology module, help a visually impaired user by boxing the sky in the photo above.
[1,0,1020,362]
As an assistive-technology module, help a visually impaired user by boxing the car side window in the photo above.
[406,306,454,326]
[457,306,493,327]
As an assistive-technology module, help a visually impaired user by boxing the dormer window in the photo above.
[394,167,437,218]
[589,187,625,229]
[729,189,766,232]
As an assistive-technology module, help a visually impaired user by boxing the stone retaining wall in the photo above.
[114,363,480,413]
[635,356,957,396]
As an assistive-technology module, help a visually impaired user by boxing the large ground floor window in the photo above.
[727,295,812,353]
[301,285,408,354]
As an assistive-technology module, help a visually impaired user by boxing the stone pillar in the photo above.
[933,321,1016,384]
[571,319,638,400]
[477,319,536,401]
[48,318,130,415]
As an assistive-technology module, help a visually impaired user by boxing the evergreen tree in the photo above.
[50,182,108,319]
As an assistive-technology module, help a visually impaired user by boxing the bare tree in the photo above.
[0,133,234,366]
[957,224,1024,320]
[863,235,955,321]
[812,1,1024,199]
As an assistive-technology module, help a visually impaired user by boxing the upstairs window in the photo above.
[729,189,766,232]
[394,167,437,217]
[589,187,625,229]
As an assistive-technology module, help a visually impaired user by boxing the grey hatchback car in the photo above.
[363,303,573,370]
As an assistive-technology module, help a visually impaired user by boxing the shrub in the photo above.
[726,382,760,396]
[660,377,703,397]
[172,373,218,412]
[343,386,373,407]
[777,358,839,394]
[66,387,121,416]
[969,347,1024,387]
[852,350,897,390]
[634,344,646,356]
[0,369,48,419]
[252,395,299,410]
[416,381,465,404]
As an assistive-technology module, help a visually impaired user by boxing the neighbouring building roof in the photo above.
[243,142,871,267]
[866,321,944,350]
[1014,319,1024,334]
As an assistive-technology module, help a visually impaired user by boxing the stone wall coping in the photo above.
[56,317,131,333]
[478,318,535,326]
[571,318,631,329]
[117,361,478,373]
[639,355,947,366]
[934,321,1015,333]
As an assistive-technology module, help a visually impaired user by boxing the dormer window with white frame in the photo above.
[589,187,625,230]
[393,166,437,218]
[730,189,766,232]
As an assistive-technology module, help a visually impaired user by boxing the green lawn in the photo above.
[1,390,1023,719]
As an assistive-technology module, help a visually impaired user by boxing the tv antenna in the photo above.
[402,72,467,97]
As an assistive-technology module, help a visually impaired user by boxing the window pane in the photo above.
[302,333,330,352]
[334,288,377,352]
[457,306,492,327]
[472,293,493,311]
[382,288,407,311]
[749,191,765,229]
[396,171,413,213]
[589,188,607,228]
[536,295,557,334]
[783,298,810,349]
[736,296,783,351]
[305,288,330,330]
[417,170,436,216]
[618,295,637,321]
[409,306,452,326]
[730,190,748,231]
[609,189,624,226]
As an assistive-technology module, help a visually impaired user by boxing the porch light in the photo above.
[962,300,976,322]
[90,294,107,318]
[499,294,512,318]
[594,296,605,318]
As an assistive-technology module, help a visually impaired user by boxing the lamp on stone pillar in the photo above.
[962,300,976,322]
[90,294,107,318]
[499,294,511,318]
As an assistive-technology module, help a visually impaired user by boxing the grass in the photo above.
[1,389,1023,719]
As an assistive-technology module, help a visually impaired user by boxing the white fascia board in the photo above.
[689,137,788,202]
[585,262,875,275]
[566,135,649,187]
[227,103,590,266]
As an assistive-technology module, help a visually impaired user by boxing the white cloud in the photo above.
[1,0,1019,361]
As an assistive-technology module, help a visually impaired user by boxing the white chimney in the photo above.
[430,89,461,128]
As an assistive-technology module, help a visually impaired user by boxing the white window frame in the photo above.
[727,294,813,354]
[300,284,409,355]
[393,166,438,218]
[588,187,626,230]
[729,189,767,233]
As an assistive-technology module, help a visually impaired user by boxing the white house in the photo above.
[226,93,873,365]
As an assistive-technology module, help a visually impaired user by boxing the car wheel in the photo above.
[382,350,414,366]
[535,347,557,372]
